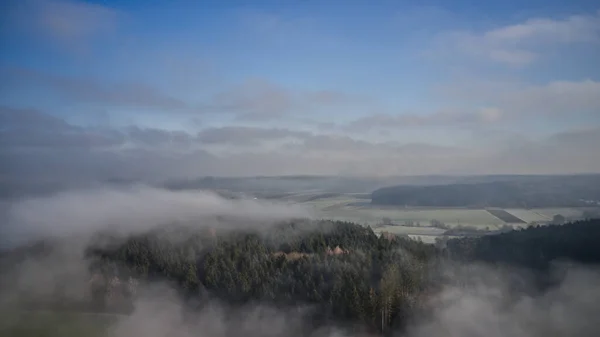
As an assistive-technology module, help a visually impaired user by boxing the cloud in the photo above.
[214,79,294,121]
[0,106,124,149]
[7,0,120,52]
[0,185,315,333]
[0,106,72,130]
[110,291,334,337]
[0,67,193,112]
[126,126,194,149]
[431,11,600,66]
[437,78,600,120]
[213,79,362,121]
[343,108,502,132]
[465,127,600,175]
[0,67,358,121]
[1,109,599,181]
[0,185,310,248]
[406,263,600,337]
[485,11,600,43]
[197,127,310,146]
[3,207,600,337]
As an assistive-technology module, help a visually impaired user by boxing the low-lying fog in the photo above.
[1,186,599,337]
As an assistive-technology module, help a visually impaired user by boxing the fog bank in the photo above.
[0,185,311,249]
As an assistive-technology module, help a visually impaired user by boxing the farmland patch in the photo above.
[486,209,526,223]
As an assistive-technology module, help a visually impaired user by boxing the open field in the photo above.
[278,193,600,243]
[317,207,505,229]
[305,194,598,226]
[372,226,446,236]
[486,209,526,223]
[504,209,550,223]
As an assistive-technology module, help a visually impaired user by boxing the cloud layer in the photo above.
[1,1,599,180]
[2,106,600,181]
[0,185,310,248]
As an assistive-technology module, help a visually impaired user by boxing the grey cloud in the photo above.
[548,127,600,150]
[0,67,359,120]
[304,90,357,105]
[215,79,294,120]
[343,108,500,132]
[437,78,600,119]
[405,263,600,337]
[0,106,73,131]
[2,108,599,181]
[126,126,194,148]
[0,108,203,150]
[4,0,121,52]
[0,129,124,149]
[1,185,310,248]
[197,126,310,146]
[0,106,125,149]
[466,128,600,175]
[213,79,363,121]
[501,80,600,117]
[298,135,378,152]
[1,67,192,111]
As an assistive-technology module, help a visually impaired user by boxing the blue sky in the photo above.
[1,0,600,178]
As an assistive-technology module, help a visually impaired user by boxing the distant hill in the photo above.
[371,174,600,208]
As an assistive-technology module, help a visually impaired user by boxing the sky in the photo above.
[1,0,600,180]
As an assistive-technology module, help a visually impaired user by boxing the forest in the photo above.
[371,175,600,207]
[3,218,600,335]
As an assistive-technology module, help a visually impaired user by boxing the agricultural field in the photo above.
[281,193,600,244]
[486,209,526,223]
[504,209,550,223]
[505,207,598,223]
[318,206,505,229]
[532,208,589,220]
[371,226,446,236]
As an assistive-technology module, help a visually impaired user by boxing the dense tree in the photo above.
[371,175,600,207]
